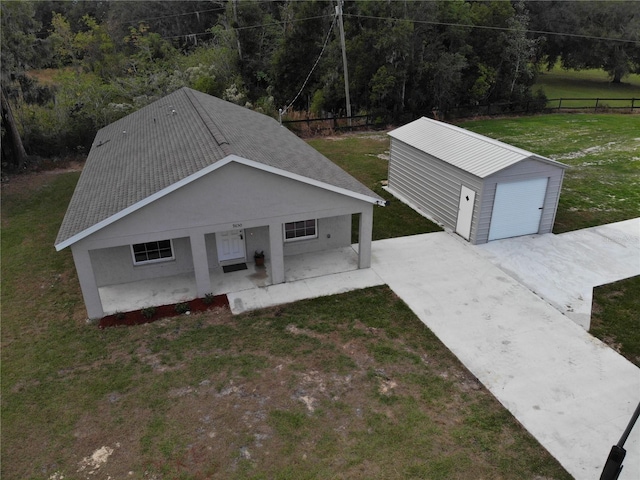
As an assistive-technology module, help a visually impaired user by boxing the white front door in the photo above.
[216,229,246,264]
[455,185,476,241]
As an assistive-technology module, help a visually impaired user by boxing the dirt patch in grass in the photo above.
[1,159,84,197]
[3,289,571,480]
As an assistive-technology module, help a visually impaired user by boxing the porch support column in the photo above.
[190,234,212,297]
[269,223,285,284]
[358,207,373,269]
[71,247,104,319]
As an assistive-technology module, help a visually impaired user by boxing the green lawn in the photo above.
[591,276,640,368]
[535,65,640,109]
[2,112,637,478]
[307,134,443,240]
[0,172,570,479]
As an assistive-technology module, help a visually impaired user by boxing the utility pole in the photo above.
[335,0,351,125]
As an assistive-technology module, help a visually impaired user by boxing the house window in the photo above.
[284,219,317,241]
[131,240,174,264]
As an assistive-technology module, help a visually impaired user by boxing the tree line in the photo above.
[2,0,639,169]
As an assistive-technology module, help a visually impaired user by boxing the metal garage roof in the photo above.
[388,117,566,178]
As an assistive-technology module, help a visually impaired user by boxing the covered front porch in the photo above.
[99,246,362,315]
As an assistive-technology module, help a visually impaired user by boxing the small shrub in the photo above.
[175,302,190,314]
[202,293,215,305]
[115,311,126,320]
[141,306,156,319]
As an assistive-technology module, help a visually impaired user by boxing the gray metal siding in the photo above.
[388,139,483,238]
[389,141,565,245]
[477,158,565,244]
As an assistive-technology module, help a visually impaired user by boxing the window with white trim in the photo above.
[132,240,174,264]
[284,219,317,241]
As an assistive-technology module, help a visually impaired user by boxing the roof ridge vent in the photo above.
[184,89,232,156]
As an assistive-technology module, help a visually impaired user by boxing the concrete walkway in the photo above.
[101,246,381,315]
[231,230,640,480]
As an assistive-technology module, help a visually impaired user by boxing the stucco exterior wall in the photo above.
[75,162,369,251]
[69,162,374,318]
[90,237,193,287]
[88,214,353,288]
[283,215,351,256]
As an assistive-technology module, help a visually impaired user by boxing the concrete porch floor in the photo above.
[99,246,361,315]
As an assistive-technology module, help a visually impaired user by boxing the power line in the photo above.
[164,14,334,41]
[346,13,640,45]
[280,15,337,117]
[121,7,225,25]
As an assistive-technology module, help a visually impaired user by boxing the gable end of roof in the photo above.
[55,155,385,251]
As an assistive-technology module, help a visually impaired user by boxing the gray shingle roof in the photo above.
[388,117,567,178]
[56,87,382,248]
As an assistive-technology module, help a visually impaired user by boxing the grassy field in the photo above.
[0,173,571,479]
[534,64,640,109]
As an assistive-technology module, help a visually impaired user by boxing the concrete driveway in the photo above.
[369,232,639,480]
[476,218,640,330]
[230,228,640,479]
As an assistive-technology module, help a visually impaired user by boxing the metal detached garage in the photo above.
[387,117,568,244]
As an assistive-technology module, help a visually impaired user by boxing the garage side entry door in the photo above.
[488,177,548,241]
[455,185,476,241]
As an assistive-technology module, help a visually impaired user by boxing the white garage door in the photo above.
[488,177,548,241]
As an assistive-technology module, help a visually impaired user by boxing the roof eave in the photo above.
[55,155,384,251]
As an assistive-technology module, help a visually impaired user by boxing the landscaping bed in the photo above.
[98,294,230,328]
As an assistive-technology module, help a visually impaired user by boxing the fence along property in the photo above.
[547,97,639,112]
[282,97,639,134]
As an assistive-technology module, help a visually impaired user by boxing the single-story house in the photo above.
[55,87,385,319]
[387,117,568,244]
